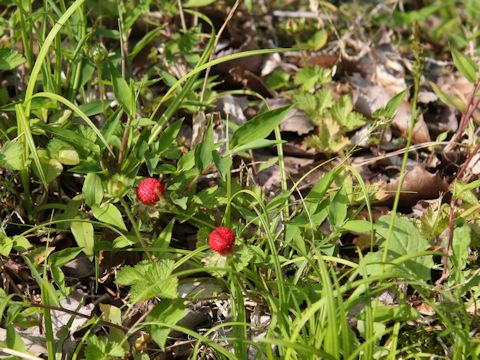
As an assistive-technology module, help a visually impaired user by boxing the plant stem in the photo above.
[120,198,152,260]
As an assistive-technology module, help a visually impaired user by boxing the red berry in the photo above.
[208,226,235,254]
[136,178,165,205]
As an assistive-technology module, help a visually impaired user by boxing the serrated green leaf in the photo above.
[0,140,26,170]
[451,48,478,83]
[116,265,144,286]
[92,203,127,231]
[230,106,290,150]
[294,66,332,91]
[0,48,26,70]
[130,261,178,302]
[332,95,365,131]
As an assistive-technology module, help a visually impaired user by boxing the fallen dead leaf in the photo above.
[382,164,449,207]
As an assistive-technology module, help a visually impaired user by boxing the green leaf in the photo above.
[6,324,26,352]
[92,203,127,231]
[301,30,328,51]
[12,235,32,251]
[451,48,478,83]
[452,221,471,271]
[113,234,137,248]
[31,92,114,156]
[294,66,332,91]
[151,218,175,249]
[213,150,232,181]
[195,121,214,171]
[83,173,104,206]
[86,335,125,360]
[0,140,26,170]
[229,139,284,154]
[429,81,465,112]
[342,220,376,233]
[177,149,196,172]
[0,233,13,256]
[49,247,84,267]
[157,118,184,155]
[230,106,291,151]
[328,183,348,227]
[109,64,135,117]
[71,221,95,260]
[373,89,409,118]
[183,0,216,7]
[0,48,26,70]
[147,300,187,349]
[32,149,63,184]
[117,260,178,303]
[332,95,365,131]
[454,179,480,203]
[375,216,433,281]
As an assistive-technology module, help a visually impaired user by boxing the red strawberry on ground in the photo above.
[209,226,235,254]
[136,178,165,205]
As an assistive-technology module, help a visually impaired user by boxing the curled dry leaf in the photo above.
[382,164,449,207]
[392,101,431,144]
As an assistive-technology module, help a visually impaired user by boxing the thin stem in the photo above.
[382,29,422,266]
[224,115,232,227]
[120,198,152,260]
[118,115,130,166]
[438,142,480,285]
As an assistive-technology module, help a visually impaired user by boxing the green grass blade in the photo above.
[24,0,85,116]
[15,104,47,188]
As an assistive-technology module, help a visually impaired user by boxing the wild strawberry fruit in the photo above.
[136,178,165,205]
[209,226,235,254]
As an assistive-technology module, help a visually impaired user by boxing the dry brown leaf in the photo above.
[383,165,449,207]
[392,101,431,144]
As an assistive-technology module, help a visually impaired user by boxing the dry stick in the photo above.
[445,81,480,154]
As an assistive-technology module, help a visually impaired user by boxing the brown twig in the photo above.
[436,79,480,285]
[444,81,480,154]
[437,143,480,286]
